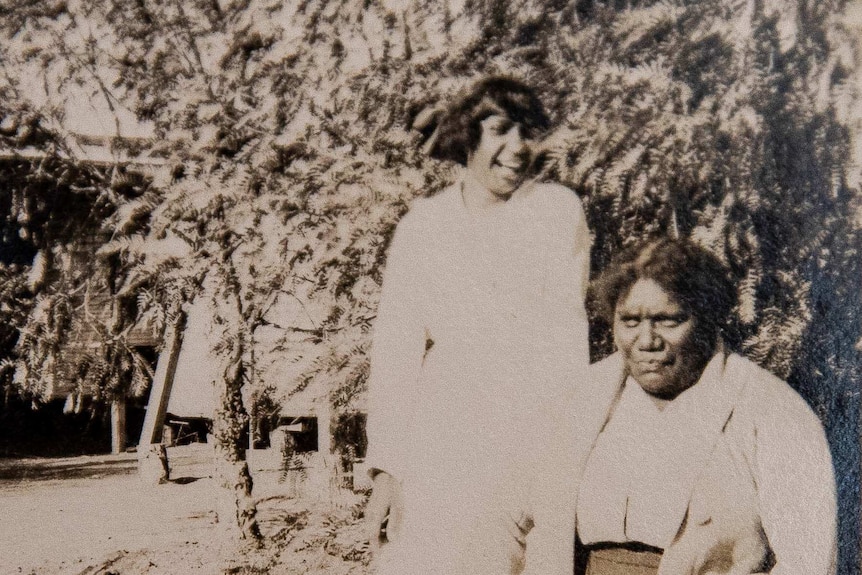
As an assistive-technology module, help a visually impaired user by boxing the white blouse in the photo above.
[576,353,728,549]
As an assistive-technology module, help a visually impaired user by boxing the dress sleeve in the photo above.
[572,194,591,305]
[535,188,591,387]
[364,210,429,480]
[754,388,837,575]
[522,188,591,575]
[522,396,579,575]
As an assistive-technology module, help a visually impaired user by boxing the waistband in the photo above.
[582,541,663,575]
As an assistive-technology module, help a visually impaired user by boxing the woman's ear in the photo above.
[525,130,565,178]
[526,141,547,176]
[411,106,443,156]
[464,143,478,171]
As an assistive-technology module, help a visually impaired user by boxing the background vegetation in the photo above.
[1,0,859,568]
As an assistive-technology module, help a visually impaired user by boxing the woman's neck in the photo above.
[461,172,512,210]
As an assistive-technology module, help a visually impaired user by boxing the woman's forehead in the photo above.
[617,278,685,313]
[480,113,512,127]
[471,99,510,121]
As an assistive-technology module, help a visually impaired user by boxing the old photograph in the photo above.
[0,1,859,574]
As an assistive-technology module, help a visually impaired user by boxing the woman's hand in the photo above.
[365,471,404,550]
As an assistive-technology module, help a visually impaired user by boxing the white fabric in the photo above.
[577,353,728,549]
[366,179,591,575]
[527,352,837,575]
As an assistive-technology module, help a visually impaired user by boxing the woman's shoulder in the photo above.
[527,182,583,209]
[402,185,460,223]
[394,185,459,237]
[589,352,625,383]
[579,353,626,405]
[522,182,586,227]
[727,354,826,436]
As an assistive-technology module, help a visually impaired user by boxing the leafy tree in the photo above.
[0,88,154,431]
[1,0,859,562]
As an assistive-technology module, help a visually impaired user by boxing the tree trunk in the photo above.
[210,286,261,545]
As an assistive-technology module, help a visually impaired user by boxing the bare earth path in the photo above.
[0,445,369,575]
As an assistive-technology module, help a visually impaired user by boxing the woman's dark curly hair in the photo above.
[590,238,738,345]
[426,76,551,166]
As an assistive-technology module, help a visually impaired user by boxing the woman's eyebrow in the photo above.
[649,312,688,321]
[484,116,508,128]
[616,311,687,319]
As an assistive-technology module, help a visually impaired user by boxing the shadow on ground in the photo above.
[0,457,138,482]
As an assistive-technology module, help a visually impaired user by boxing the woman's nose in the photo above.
[505,126,524,147]
[635,323,663,350]
[503,127,530,164]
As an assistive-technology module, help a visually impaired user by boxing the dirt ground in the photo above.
[0,444,371,575]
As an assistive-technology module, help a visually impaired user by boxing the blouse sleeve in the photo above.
[364,209,429,481]
[755,387,838,575]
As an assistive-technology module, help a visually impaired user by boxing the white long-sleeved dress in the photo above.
[366,180,591,575]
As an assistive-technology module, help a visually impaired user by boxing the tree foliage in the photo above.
[1,0,860,556]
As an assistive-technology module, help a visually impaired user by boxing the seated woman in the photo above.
[527,238,837,575]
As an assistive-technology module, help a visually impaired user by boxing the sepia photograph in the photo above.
[0,1,859,574]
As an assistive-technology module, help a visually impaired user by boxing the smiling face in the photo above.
[614,278,713,400]
[465,114,532,200]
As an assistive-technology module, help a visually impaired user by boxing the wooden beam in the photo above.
[140,316,185,445]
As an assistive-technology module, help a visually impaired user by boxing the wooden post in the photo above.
[111,399,127,454]
[138,443,170,484]
[140,316,185,445]
[317,399,337,501]
[317,401,332,462]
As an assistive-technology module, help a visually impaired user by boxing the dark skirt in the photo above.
[577,541,663,575]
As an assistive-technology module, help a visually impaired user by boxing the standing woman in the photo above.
[364,77,591,575]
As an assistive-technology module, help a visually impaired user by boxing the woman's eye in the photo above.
[658,318,682,328]
[622,319,640,328]
[492,121,513,135]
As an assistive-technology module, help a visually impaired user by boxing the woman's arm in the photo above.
[520,188,590,575]
[755,385,838,575]
[537,188,591,394]
[521,395,579,575]
[364,210,429,480]
[363,209,429,545]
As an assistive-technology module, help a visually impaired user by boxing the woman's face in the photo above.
[466,114,532,198]
[613,278,713,400]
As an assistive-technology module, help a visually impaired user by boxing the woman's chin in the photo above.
[631,370,674,395]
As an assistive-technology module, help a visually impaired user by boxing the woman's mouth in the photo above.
[491,147,531,174]
[494,158,522,171]
[634,358,671,372]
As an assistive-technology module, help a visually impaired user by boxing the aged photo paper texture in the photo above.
[0,1,860,574]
